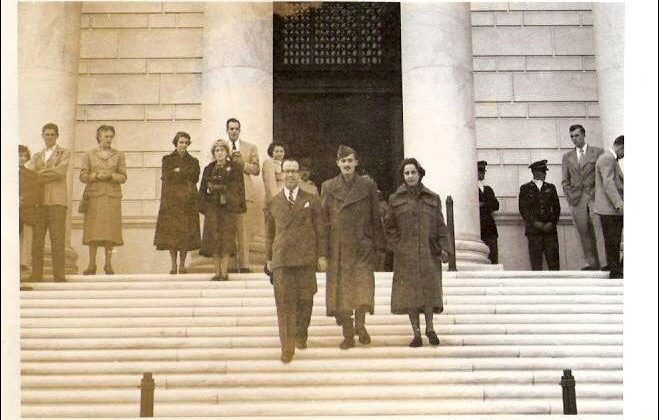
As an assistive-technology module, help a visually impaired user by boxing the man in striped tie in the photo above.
[266,159,327,363]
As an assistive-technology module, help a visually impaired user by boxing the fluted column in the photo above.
[193,3,273,270]
[18,2,81,275]
[593,3,624,148]
[400,3,490,266]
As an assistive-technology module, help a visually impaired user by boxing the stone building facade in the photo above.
[17,2,624,274]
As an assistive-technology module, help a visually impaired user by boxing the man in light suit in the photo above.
[30,123,71,282]
[594,135,624,279]
[266,159,327,363]
[226,118,260,272]
[561,124,605,270]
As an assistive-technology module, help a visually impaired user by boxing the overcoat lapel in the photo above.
[341,179,368,208]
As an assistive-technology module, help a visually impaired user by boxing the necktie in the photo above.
[288,190,295,206]
[232,141,237,152]
[577,148,583,162]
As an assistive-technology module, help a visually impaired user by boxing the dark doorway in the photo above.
[273,2,403,197]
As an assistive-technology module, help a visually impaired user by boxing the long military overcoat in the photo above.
[321,174,384,317]
[385,184,449,315]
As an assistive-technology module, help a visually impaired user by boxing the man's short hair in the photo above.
[42,123,59,134]
[282,158,300,169]
[569,124,585,135]
[226,118,241,129]
[613,135,624,146]
[19,144,31,158]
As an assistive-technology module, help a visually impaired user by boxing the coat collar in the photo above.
[94,147,118,160]
[325,174,372,207]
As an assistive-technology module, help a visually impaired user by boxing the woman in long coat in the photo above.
[321,145,385,349]
[385,158,450,347]
[80,125,127,275]
[154,132,201,274]
[199,140,246,281]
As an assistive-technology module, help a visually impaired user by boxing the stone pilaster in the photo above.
[18,2,81,275]
[593,3,625,148]
[400,3,491,266]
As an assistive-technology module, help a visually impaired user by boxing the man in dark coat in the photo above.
[321,145,385,349]
[266,159,327,363]
[19,145,43,287]
[477,161,499,264]
[518,160,561,270]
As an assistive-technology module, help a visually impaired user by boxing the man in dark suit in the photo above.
[561,124,605,270]
[266,159,327,363]
[19,145,43,288]
[477,161,499,264]
[519,160,561,270]
[594,135,624,279]
[29,123,71,282]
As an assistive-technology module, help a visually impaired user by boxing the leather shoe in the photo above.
[356,326,371,345]
[169,268,177,275]
[82,265,96,275]
[601,265,610,271]
[426,330,440,346]
[211,274,222,281]
[295,338,307,350]
[339,337,355,350]
[409,336,423,347]
[581,266,597,271]
[280,351,294,363]
[103,264,114,275]
[178,267,187,274]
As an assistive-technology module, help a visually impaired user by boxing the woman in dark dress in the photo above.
[199,140,246,281]
[154,132,201,274]
[385,158,451,347]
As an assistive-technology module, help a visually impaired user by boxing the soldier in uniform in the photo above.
[518,160,561,270]
[477,161,500,264]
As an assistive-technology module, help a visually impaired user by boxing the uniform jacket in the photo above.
[79,148,127,198]
[19,166,43,225]
[385,184,449,314]
[232,139,260,202]
[266,188,327,270]
[321,174,385,316]
[561,145,604,206]
[30,145,70,206]
[593,152,624,216]
[518,181,561,236]
[199,159,246,214]
[479,185,499,238]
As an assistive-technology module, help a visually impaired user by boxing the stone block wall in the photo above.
[471,2,601,269]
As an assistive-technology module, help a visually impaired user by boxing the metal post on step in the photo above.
[140,372,155,417]
[446,196,457,272]
[560,369,577,415]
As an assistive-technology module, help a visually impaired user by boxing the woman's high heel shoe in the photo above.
[82,265,97,275]
[104,264,114,275]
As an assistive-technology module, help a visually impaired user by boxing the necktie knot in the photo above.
[231,141,237,151]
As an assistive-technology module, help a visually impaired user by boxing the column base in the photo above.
[454,236,496,268]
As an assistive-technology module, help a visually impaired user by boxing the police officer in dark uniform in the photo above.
[477,161,499,264]
[518,160,561,270]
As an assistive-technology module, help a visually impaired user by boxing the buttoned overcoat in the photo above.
[385,184,449,315]
[321,174,384,317]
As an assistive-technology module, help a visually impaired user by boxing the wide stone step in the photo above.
[20,398,622,417]
[20,294,623,308]
[20,323,623,339]
[21,369,623,389]
[22,383,623,404]
[20,303,623,319]
[21,334,622,350]
[20,285,623,299]
[20,313,623,328]
[21,357,622,375]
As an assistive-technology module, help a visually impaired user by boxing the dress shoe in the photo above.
[82,265,96,275]
[239,267,253,273]
[20,284,33,291]
[409,336,423,348]
[426,330,440,346]
[295,338,307,350]
[211,274,222,281]
[54,278,66,283]
[581,266,596,271]
[169,268,177,275]
[356,326,371,345]
[178,267,187,274]
[104,264,114,275]
[221,274,229,281]
[601,265,610,271]
[280,351,294,363]
[339,337,355,350]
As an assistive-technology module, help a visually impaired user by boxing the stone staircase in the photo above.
[20,271,623,418]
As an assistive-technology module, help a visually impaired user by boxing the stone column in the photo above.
[400,3,491,266]
[18,2,81,275]
[593,3,624,149]
[193,3,273,271]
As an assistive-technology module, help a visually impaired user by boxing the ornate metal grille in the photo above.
[274,2,399,70]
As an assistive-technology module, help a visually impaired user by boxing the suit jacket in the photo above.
[30,145,70,206]
[79,149,127,198]
[266,189,326,270]
[518,181,561,236]
[479,185,499,238]
[593,151,623,216]
[232,139,260,202]
[19,166,43,225]
[561,144,604,206]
